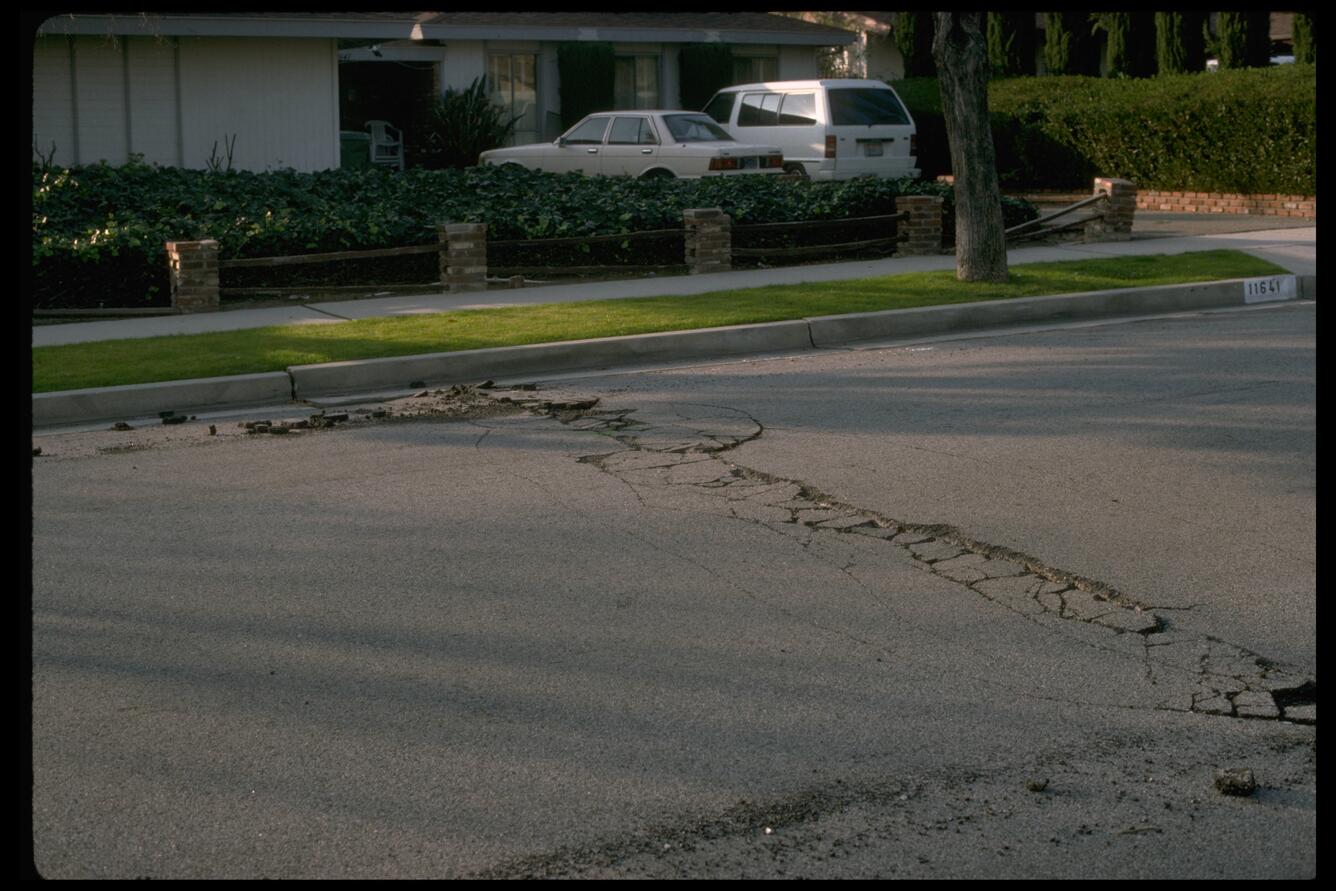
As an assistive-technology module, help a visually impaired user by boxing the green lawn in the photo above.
[32,250,1286,393]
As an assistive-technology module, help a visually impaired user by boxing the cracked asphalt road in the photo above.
[30,302,1315,878]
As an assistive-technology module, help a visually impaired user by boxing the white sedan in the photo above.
[479,111,785,178]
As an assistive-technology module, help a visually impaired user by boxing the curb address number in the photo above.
[1243,275,1296,304]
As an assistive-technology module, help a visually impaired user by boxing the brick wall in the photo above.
[1135,191,1316,218]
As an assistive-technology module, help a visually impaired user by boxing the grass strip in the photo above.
[32,250,1286,393]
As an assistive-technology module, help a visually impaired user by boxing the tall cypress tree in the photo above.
[1156,12,1189,73]
[986,12,1036,76]
[1045,12,1102,75]
[1293,12,1316,63]
[1094,12,1132,76]
[1217,12,1249,69]
[1043,11,1075,73]
[1155,11,1206,74]
[1094,11,1156,76]
[1244,11,1274,66]
[895,12,937,77]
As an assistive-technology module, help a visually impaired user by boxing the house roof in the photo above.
[36,11,856,46]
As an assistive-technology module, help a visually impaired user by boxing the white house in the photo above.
[32,12,855,173]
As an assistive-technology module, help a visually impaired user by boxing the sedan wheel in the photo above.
[642,169,676,180]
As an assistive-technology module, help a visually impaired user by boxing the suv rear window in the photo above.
[828,88,911,126]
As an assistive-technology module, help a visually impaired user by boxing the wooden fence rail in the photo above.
[488,227,683,249]
[169,199,949,312]
[217,241,442,270]
[732,212,907,235]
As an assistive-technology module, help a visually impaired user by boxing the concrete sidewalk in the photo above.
[31,225,1315,348]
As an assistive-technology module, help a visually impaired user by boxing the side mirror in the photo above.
[557,137,568,147]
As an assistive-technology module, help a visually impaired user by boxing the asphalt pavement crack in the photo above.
[498,385,1316,727]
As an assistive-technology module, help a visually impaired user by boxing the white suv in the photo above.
[703,79,920,181]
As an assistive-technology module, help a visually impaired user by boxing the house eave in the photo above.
[36,14,856,46]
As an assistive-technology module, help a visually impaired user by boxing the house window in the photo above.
[614,56,659,109]
[488,53,538,145]
[733,56,778,84]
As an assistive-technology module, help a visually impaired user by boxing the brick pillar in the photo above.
[683,208,732,274]
[165,240,220,313]
[439,222,488,293]
[1087,177,1137,242]
[894,195,944,256]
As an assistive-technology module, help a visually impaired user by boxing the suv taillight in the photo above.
[825,135,837,159]
[910,134,917,156]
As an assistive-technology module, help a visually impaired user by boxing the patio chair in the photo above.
[366,120,404,170]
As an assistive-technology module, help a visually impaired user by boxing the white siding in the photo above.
[32,35,77,166]
[32,34,340,172]
[438,41,486,94]
[178,37,338,172]
[778,45,820,80]
[72,34,129,165]
[126,36,181,166]
[539,44,561,138]
[663,45,682,110]
[866,35,905,82]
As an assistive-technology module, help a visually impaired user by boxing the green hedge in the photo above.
[895,64,1316,194]
[32,162,1036,308]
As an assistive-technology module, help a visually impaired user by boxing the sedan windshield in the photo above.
[662,114,734,142]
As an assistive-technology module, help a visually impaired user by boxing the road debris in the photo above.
[1213,768,1257,797]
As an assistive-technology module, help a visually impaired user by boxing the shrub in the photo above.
[894,65,1316,193]
[415,77,520,170]
[31,160,1037,308]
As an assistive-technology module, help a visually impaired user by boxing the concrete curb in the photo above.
[32,372,293,428]
[32,274,1315,428]
[808,275,1316,346]
[286,320,814,399]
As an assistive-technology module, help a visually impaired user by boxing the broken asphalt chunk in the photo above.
[1213,768,1257,797]
[908,539,967,563]
[1282,704,1316,724]
[1094,609,1162,635]
[1231,690,1280,719]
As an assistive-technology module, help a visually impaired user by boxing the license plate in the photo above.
[741,156,758,169]
[862,141,883,157]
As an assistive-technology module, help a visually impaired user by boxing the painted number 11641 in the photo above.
[1243,275,1297,304]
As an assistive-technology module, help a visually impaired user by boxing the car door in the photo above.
[547,116,611,174]
[599,115,659,176]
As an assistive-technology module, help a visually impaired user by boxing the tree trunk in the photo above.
[932,12,1008,283]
